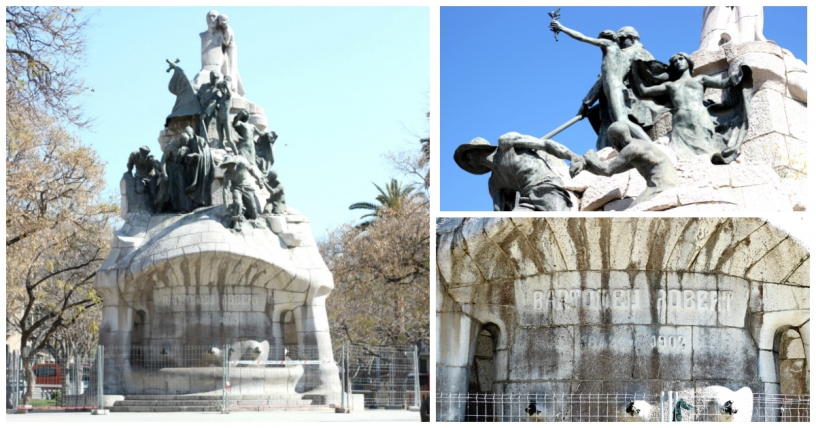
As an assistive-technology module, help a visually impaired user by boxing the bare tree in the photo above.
[322,196,430,347]
[6,100,116,404]
[6,6,92,129]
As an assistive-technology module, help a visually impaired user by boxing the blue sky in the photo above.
[74,7,429,238]
[440,6,807,211]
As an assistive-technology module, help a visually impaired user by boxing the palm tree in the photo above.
[349,179,416,227]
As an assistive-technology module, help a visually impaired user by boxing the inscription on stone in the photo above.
[651,335,686,349]
[160,294,258,307]
[532,289,642,311]
[657,290,732,312]
[529,289,732,320]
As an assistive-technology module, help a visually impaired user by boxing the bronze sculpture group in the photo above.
[454,14,754,212]
[124,11,286,229]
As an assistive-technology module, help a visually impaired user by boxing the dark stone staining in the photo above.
[645,219,669,272]
[568,218,589,271]
[488,279,516,306]
[598,218,612,270]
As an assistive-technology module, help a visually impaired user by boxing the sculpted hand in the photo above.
[583,149,602,169]
[577,103,590,118]
[569,156,586,178]
[549,20,564,32]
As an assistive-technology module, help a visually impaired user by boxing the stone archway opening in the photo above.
[470,324,500,394]
[130,310,147,367]
[281,310,298,350]
[776,327,808,395]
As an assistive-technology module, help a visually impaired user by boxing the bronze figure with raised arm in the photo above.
[549,20,654,144]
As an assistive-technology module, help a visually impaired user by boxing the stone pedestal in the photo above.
[691,41,807,180]
[96,201,341,404]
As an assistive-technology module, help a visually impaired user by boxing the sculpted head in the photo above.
[181,126,195,139]
[669,52,694,77]
[206,10,219,29]
[607,121,632,152]
[209,71,221,84]
[598,30,619,43]
[234,109,250,124]
[616,26,640,48]
[139,146,151,157]
[217,14,229,27]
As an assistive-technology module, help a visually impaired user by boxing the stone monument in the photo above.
[99,11,341,407]
[162,10,267,150]
[437,217,809,421]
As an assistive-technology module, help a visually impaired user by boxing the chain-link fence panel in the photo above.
[6,350,101,411]
[338,343,420,409]
[437,393,663,422]
[437,392,810,422]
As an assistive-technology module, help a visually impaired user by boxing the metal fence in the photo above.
[436,392,811,422]
[6,348,102,412]
[7,342,422,413]
[338,343,421,409]
[436,393,663,422]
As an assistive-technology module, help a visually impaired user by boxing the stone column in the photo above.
[436,305,482,421]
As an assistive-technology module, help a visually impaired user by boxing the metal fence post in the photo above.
[412,344,420,408]
[340,342,346,409]
[13,350,20,410]
[97,344,104,411]
[660,391,664,422]
[221,344,228,414]
[345,342,350,409]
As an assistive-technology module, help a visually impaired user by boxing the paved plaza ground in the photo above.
[7,409,422,423]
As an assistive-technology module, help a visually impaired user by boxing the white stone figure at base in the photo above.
[700,6,766,51]
[217,14,245,97]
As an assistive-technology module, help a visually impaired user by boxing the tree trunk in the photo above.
[60,357,70,406]
[23,355,34,405]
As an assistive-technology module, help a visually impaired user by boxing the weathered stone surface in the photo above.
[562,170,596,192]
[783,96,807,142]
[779,329,805,359]
[723,41,784,62]
[729,51,787,94]
[746,237,809,284]
[740,132,789,170]
[633,326,693,380]
[745,89,789,140]
[623,170,647,199]
[580,172,627,211]
[626,188,679,211]
[574,325,634,380]
[603,197,634,211]
[692,327,756,381]
[691,48,728,76]
[508,327,573,381]
[438,218,809,412]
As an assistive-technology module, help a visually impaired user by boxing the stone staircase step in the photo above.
[110,394,318,412]
[111,406,220,412]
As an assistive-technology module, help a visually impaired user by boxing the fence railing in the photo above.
[338,343,421,409]
[436,392,811,422]
[7,342,423,413]
[6,348,101,411]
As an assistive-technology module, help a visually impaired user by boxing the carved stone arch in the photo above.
[437,217,809,421]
